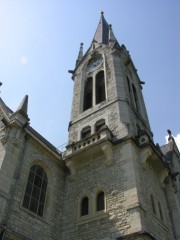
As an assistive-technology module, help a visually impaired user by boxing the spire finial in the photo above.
[101,11,104,16]
[167,129,174,142]
[108,23,117,44]
[167,129,172,136]
[76,42,84,66]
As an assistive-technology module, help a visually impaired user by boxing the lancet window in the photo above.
[83,70,106,112]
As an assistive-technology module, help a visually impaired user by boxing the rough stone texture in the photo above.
[68,44,152,146]
[0,114,65,239]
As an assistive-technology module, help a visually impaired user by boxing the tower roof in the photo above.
[93,11,117,45]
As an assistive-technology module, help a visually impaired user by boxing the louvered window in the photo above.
[96,71,106,104]
[83,77,93,111]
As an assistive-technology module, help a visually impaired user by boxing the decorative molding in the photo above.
[66,161,76,180]
[101,143,114,166]
[12,137,21,148]
[140,147,153,167]
[0,135,8,144]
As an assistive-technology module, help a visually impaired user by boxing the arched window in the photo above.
[97,191,105,211]
[96,71,106,104]
[23,165,48,217]
[95,119,105,132]
[81,197,89,216]
[81,126,91,139]
[83,77,93,111]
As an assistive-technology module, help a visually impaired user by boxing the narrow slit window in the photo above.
[23,165,47,217]
[151,194,156,214]
[81,197,89,216]
[83,77,93,111]
[96,71,106,104]
[132,84,139,112]
[97,191,105,211]
[127,76,133,104]
[158,201,164,221]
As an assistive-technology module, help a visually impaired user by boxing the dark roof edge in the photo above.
[116,230,157,240]
[26,125,61,158]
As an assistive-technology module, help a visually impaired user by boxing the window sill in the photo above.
[77,211,108,225]
[20,205,47,223]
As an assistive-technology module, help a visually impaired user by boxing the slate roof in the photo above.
[93,12,117,45]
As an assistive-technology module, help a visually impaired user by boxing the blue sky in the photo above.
[0,0,179,150]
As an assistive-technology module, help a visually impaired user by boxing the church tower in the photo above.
[63,12,180,240]
[67,12,152,148]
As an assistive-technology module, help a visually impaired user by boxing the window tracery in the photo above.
[23,165,47,217]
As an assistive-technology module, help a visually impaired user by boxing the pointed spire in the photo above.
[17,95,28,115]
[76,43,84,66]
[108,24,116,43]
[93,11,109,45]
[10,95,29,124]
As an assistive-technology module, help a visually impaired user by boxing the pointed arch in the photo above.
[96,71,106,104]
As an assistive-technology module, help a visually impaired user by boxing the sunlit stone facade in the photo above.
[0,13,180,240]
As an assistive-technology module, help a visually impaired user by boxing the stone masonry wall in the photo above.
[61,141,143,240]
[131,144,175,240]
[0,132,65,240]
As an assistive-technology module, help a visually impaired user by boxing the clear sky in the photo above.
[0,0,179,150]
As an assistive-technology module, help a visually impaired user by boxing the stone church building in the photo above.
[0,12,180,240]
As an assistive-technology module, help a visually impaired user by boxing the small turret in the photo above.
[16,95,28,118]
[108,24,117,43]
[76,43,84,66]
[10,95,29,126]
